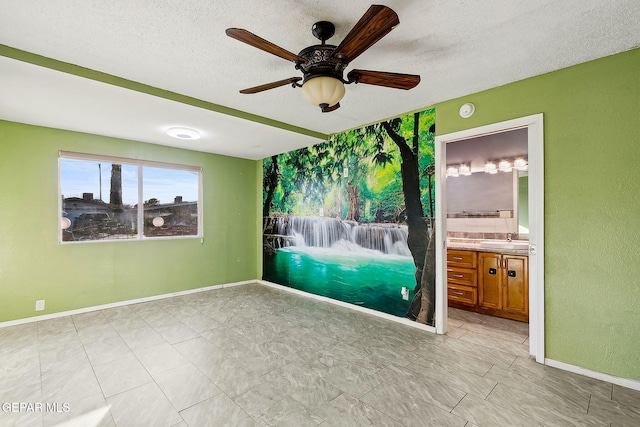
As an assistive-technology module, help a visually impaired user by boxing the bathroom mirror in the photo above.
[445,128,527,234]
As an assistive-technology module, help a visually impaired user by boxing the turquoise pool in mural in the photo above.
[263,245,416,318]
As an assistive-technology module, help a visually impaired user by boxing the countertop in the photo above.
[447,239,529,256]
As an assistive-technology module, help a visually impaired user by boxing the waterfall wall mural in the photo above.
[263,108,436,326]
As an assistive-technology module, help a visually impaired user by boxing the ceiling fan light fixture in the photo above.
[301,76,345,109]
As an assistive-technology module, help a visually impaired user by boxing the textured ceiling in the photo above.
[1,1,639,159]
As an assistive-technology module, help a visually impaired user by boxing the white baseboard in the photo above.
[257,280,437,334]
[0,280,254,329]
[545,358,640,392]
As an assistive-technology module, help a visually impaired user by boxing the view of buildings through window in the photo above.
[59,155,201,242]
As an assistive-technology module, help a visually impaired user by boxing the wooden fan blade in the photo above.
[347,69,420,90]
[239,77,302,94]
[321,102,340,113]
[332,5,399,64]
[226,28,308,64]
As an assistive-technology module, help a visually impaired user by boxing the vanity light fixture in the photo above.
[484,161,498,174]
[446,166,459,177]
[458,164,472,176]
[166,127,201,140]
[498,160,513,173]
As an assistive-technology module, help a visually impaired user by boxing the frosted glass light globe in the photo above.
[152,217,164,227]
[302,76,345,107]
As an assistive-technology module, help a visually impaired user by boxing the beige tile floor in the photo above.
[1,283,639,426]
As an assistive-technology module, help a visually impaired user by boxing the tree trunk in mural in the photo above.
[346,183,360,221]
[110,164,123,212]
[380,121,428,276]
[415,229,436,325]
[380,119,432,323]
[263,155,279,218]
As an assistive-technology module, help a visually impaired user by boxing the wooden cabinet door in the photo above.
[478,253,502,310]
[503,255,529,316]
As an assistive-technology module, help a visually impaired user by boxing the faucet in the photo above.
[507,233,513,242]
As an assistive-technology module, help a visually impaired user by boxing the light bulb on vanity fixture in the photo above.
[514,158,528,170]
[446,166,459,177]
[498,160,513,172]
[458,164,472,176]
[484,162,498,174]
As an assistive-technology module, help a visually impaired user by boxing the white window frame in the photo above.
[58,151,203,244]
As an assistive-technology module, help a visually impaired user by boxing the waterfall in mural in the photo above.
[263,215,416,317]
[273,216,411,257]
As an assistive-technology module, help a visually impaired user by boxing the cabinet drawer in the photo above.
[447,284,477,306]
[447,250,477,269]
[446,267,477,287]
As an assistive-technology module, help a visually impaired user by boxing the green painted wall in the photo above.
[434,48,640,381]
[0,121,261,323]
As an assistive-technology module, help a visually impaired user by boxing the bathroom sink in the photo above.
[479,240,529,250]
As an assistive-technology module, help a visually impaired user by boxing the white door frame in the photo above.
[434,113,545,363]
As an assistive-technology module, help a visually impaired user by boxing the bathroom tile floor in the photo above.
[1,283,638,426]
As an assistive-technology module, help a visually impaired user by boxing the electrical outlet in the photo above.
[35,300,45,311]
[401,287,409,300]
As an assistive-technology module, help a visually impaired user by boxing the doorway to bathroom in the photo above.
[434,114,545,363]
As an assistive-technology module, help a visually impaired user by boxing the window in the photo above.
[59,151,202,243]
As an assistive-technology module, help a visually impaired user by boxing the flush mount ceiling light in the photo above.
[166,127,201,140]
[225,6,420,113]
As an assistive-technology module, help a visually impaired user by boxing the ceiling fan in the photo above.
[226,5,420,113]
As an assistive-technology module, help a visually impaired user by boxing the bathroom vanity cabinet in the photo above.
[447,249,529,322]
